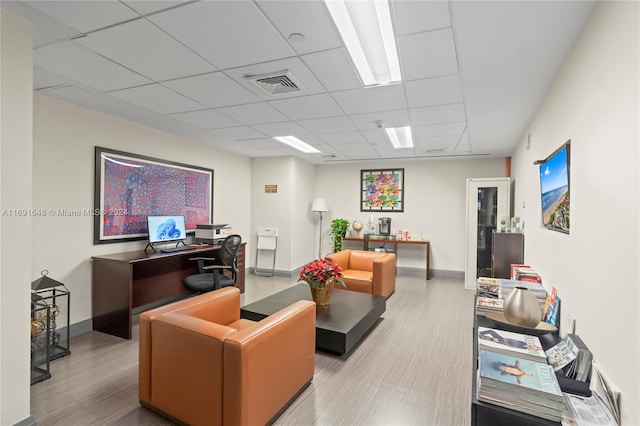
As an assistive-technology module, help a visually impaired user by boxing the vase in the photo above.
[307,279,335,306]
[503,286,542,327]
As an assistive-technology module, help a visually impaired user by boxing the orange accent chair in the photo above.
[325,249,396,298]
[139,287,315,426]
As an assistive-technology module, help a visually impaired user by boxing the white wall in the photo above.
[250,156,317,272]
[315,158,506,272]
[32,94,252,326]
[510,1,639,423]
[0,8,33,425]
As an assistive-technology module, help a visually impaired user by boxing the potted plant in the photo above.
[299,258,346,306]
[330,218,350,252]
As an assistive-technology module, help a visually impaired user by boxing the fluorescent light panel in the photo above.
[273,136,320,154]
[385,126,413,149]
[325,0,401,86]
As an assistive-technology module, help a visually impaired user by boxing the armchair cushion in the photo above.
[326,249,396,298]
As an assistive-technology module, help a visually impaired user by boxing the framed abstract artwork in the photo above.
[94,147,213,244]
[360,168,404,212]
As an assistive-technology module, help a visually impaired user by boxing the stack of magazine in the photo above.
[498,279,548,309]
[476,297,503,314]
[478,350,565,421]
[477,327,546,362]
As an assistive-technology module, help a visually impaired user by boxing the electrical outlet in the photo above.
[569,314,576,334]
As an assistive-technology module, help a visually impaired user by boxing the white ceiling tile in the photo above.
[335,143,375,152]
[410,104,466,126]
[349,110,410,131]
[319,132,365,144]
[215,103,290,125]
[257,1,343,55]
[168,109,241,130]
[208,126,270,142]
[332,84,406,115]
[122,1,191,16]
[109,84,203,114]
[269,94,343,120]
[148,1,295,69]
[399,28,458,80]
[250,122,309,137]
[225,57,326,100]
[413,134,461,148]
[414,122,466,139]
[393,0,451,36]
[301,48,361,92]
[163,72,261,108]
[24,0,139,33]
[405,75,464,108]
[297,116,357,134]
[34,41,150,92]
[76,19,215,81]
[34,67,72,90]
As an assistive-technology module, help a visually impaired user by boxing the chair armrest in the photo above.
[139,287,240,404]
[326,250,351,270]
[222,300,316,426]
[188,256,216,261]
[372,253,396,298]
[202,264,231,271]
[146,312,237,425]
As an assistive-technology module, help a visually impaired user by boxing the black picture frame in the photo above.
[360,168,404,212]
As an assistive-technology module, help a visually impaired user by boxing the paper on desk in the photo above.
[589,360,620,425]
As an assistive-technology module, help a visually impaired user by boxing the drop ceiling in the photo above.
[3,0,596,163]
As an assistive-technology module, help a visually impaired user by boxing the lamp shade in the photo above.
[311,198,329,212]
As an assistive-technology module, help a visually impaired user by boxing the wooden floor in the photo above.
[31,273,475,426]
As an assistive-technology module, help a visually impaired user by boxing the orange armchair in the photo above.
[139,287,315,426]
[326,249,396,298]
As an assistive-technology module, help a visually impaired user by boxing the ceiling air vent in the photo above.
[246,70,304,95]
[424,147,447,154]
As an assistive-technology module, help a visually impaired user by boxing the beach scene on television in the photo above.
[540,145,570,233]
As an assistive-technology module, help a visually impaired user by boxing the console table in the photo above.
[92,243,246,339]
[342,236,430,280]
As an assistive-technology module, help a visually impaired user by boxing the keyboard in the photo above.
[160,246,195,253]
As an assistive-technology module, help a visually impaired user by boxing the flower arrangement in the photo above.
[299,258,346,288]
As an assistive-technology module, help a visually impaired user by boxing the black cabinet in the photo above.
[492,231,524,278]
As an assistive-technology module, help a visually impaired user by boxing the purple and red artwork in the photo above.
[360,169,404,212]
[97,150,212,241]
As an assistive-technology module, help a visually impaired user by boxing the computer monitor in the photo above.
[147,215,187,244]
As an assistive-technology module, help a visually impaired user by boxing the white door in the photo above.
[465,178,511,290]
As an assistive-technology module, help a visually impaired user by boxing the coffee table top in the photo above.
[241,284,386,334]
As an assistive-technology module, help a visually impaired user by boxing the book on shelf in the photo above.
[510,264,530,279]
[590,360,621,425]
[477,327,546,362]
[476,297,503,313]
[541,286,558,324]
[477,350,565,421]
[477,278,500,298]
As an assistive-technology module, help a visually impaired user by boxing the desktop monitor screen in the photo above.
[147,215,187,244]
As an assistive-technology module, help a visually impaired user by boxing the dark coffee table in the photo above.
[240,284,386,356]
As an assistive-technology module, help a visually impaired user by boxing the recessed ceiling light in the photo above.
[385,126,413,149]
[273,136,321,154]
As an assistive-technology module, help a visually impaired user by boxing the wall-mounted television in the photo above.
[539,140,570,234]
[147,215,187,244]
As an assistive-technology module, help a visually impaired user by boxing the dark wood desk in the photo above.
[342,236,431,280]
[241,284,385,356]
[92,244,245,339]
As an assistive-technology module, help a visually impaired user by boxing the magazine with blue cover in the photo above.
[479,350,562,398]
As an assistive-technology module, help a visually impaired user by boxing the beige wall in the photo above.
[0,8,33,425]
[510,1,639,423]
[32,94,252,326]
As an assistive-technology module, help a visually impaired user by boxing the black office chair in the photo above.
[183,234,242,293]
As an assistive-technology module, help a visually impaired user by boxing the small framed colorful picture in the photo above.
[360,168,404,212]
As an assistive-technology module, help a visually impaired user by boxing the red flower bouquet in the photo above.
[299,258,346,288]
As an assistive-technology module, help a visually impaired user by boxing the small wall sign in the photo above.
[265,185,278,193]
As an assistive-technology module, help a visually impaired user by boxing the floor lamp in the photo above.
[311,198,329,259]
